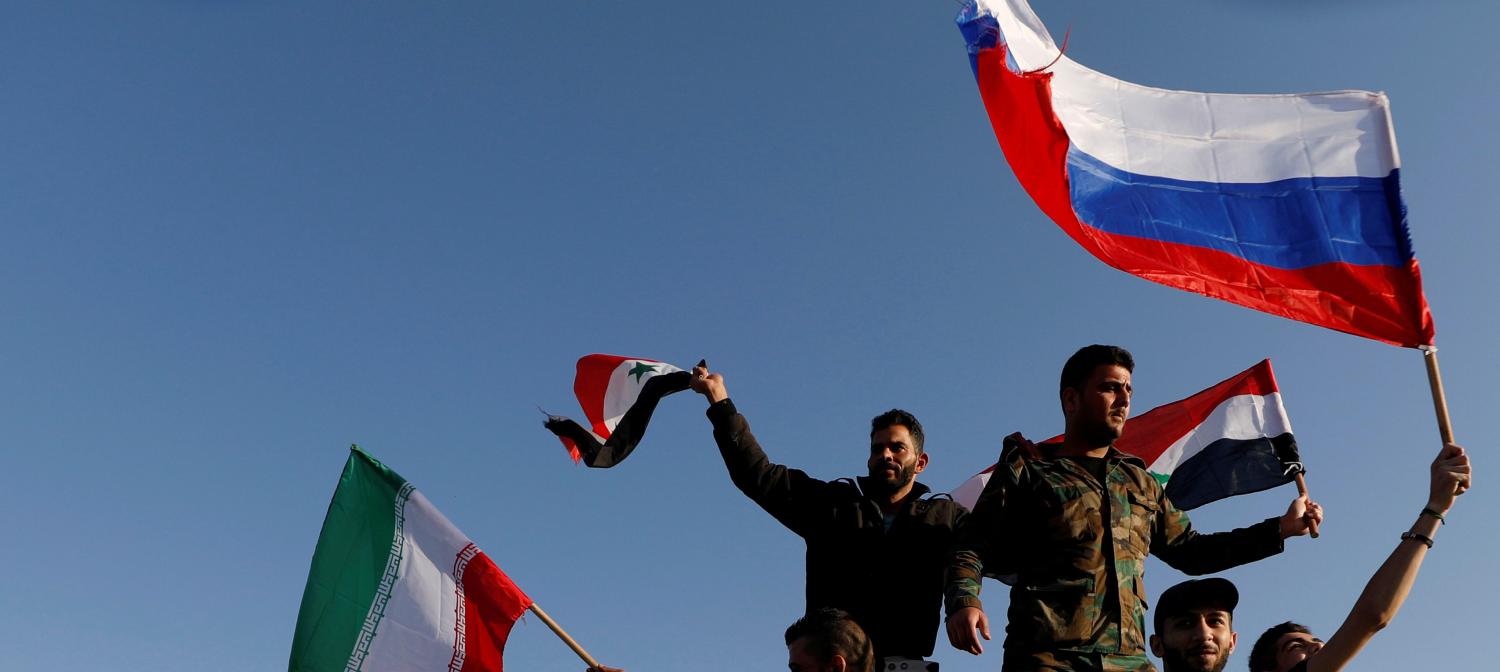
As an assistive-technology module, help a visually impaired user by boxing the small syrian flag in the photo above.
[290,447,533,672]
[543,354,692,468]
[953,360,1303,511]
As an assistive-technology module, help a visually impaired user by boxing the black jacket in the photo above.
[708,399,967,659]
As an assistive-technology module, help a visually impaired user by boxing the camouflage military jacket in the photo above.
[944,434,1283,655]
[707,399,967,660]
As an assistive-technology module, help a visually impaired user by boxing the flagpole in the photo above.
[528,603,602,669]
[1419,347,1466,494]
[1420,347,1456,444]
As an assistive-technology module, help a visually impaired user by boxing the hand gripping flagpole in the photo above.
[528,603,602,669]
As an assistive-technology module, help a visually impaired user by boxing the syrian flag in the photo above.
[290,447,533,672]
[953,360,1303,511]
[543,354,693,468]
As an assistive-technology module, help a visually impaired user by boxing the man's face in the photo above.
[1151,608,1237,672]
[1064,364,1132,445]
[1272,632,1323,672]
[867,424,927,495]
[787,637,836,672]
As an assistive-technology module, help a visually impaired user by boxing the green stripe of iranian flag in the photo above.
[290,447,532,672]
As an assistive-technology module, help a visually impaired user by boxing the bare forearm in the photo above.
[1347,513,1437,630]
[1310,512,1441,672]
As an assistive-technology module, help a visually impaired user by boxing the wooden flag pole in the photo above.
[1293,473,1320,539]
[529,603,601,669]
[1420,347,1456,444]
[1420,346,1467,494]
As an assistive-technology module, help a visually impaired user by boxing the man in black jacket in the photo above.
[690,363,966,667]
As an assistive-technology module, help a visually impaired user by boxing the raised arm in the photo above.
[691,364,832,536]
[1306,443,1471,672]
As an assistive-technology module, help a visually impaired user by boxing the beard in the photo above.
[867,460,917,496]
[1160,648,1229,672]
[1078,417,1124,448]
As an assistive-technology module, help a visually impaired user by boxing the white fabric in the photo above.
[361,489,471,672]
[600,359,683,433]
[1146,392,1293,476]
[952,471,990,511]
[975,0,1401,183]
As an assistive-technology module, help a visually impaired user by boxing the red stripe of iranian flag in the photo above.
[290,447,532,672]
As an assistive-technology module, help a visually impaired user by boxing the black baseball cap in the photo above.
[1153,578,1239,635]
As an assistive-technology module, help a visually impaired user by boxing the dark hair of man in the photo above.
[1248,622,1313,672]
[1059,345,1135,396]
[784,608,876,672]
[870,408,924,454]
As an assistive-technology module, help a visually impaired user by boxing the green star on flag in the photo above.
[627,361,658,383]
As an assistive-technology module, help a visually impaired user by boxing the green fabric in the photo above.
[288,446,407,672]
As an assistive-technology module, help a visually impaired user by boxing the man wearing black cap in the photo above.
[1149,578,1239,672]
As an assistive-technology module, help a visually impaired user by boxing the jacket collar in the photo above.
[1035,441,1148,469]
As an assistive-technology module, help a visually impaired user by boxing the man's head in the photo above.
[1149,579,1239,672]
[1059,345,1134,446]
[867,409,928,496]
[1248,622,1321,672]
[784,608,875,672]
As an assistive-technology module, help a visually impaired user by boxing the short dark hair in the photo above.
[1060,345,1135,396]
[871,409,924,454]
[1248,622,1312,672]
[784,608,875,672]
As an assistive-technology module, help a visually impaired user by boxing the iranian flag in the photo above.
[290,447,533,672]
[953,360,1303,510]
[543,354,693,468]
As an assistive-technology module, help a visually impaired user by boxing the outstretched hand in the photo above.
[689,363,728,404]
[1428,442,1471,514]
[946,606,991,655]
[1279,494,1325,539]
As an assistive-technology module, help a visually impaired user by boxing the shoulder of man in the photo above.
[996,432,1045,483]
[912,487,967,519]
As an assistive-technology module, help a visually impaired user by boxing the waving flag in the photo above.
[291,447,533,672]
[952,360,1302,511]
[543,354,693,468]
[957,0,1433,347]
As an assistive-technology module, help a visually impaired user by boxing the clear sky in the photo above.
[2,1,1496,671]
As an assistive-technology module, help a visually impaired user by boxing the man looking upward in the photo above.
[690,363,965,668]
[1247,441,1471,672]
[945,345,1323,671]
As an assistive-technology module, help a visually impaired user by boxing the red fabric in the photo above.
[971,46,1434,347]
[456,549,533,672]
[1113,360,1279,465]
[960,360,1280,478]
[573,354,631,438]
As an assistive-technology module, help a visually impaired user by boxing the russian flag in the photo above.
[958,0,1433,347]
[952,359,1303,511]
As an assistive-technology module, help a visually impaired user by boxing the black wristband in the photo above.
[1401,531,1434,548]
[1421,507,1446,524]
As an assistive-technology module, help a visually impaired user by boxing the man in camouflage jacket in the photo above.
[944,346,1323,672]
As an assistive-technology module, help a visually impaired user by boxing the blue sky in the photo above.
[2,2,1496,671]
